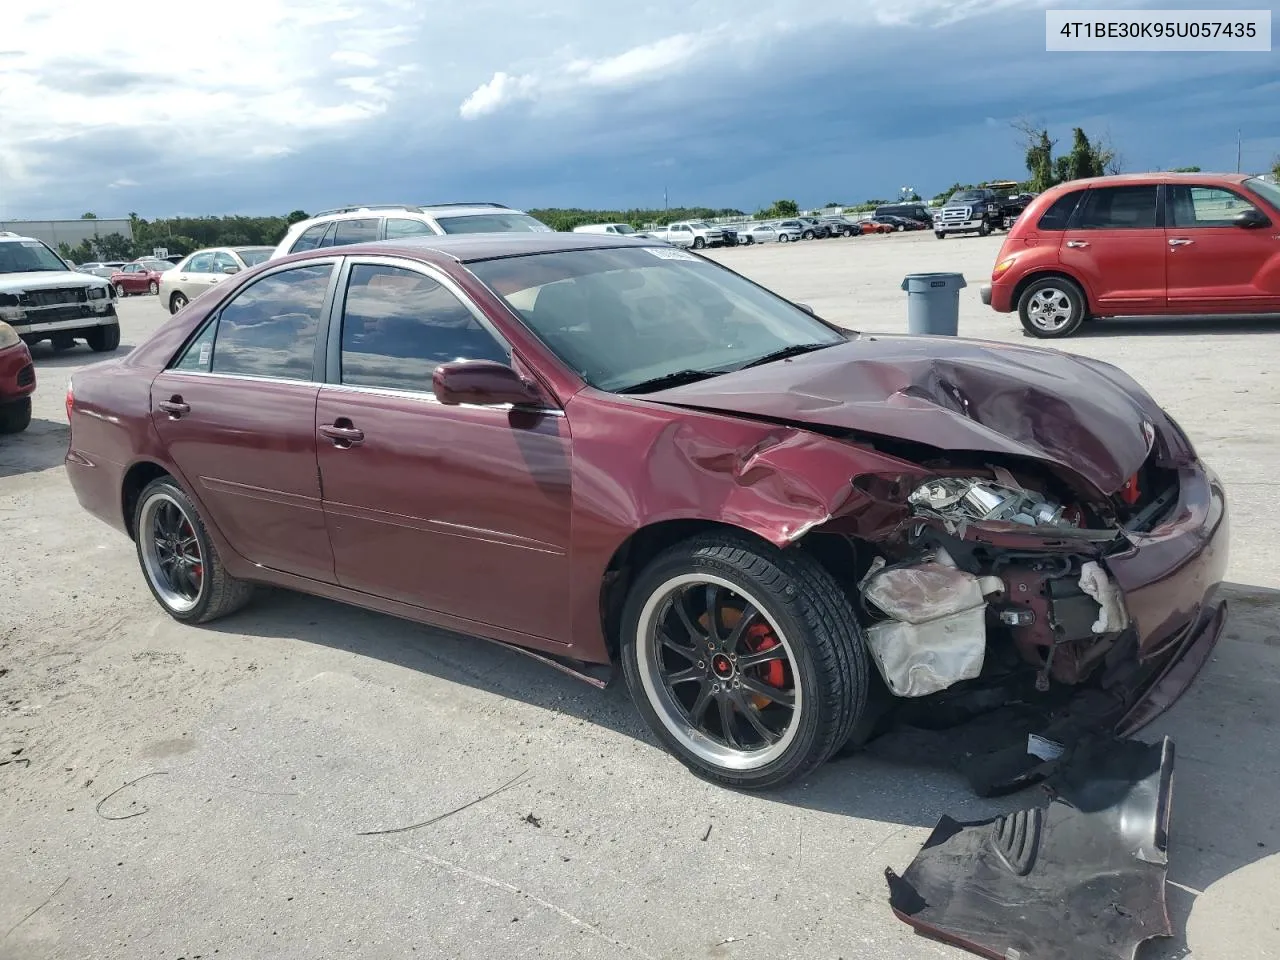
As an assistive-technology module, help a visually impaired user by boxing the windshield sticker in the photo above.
[644,247,700,262]
[198,342,212,367]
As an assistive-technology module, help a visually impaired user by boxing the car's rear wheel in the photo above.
[693,237,706,250]
[779,233,790,243]
[134,478,254,623]
[620,533,867,790]
[1018,277,1087,339]
[85,323,121,352]
[802,230,815,240]
[169,291,189,314]
[935,231,946,239]
[114,283,127,298]
[148,280,159,295]
[0,397,32,434]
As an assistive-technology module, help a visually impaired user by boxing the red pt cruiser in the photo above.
[65,233,1228,789]
[982,172,1280,338]
[0,320,36,433]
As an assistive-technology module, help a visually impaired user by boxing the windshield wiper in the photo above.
[616,369,726,394]
[738,342,836,370]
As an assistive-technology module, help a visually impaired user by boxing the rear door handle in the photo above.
[1168,238,1194,247]
[320,422,364,447]
[1065,240,1089,248]
[157,397,190,418]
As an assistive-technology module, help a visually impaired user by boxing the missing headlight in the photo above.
[909,478,1079,529]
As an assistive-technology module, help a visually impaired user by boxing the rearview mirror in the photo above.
[1234,208,1269,228]
[432,359,540,407]
[222,265,240,275]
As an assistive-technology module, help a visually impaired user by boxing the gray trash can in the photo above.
[901,273,966,336]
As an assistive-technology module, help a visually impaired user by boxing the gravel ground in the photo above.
[2,232,1278,960]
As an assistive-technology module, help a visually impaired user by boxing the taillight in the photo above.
[65,379,74,422]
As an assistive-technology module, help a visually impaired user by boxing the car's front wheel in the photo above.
[1017,276,1087,338]
[85,323,120,352]
[802,230,815,240]
[935,231,946,239]
[620,534,867,790]
[148,280,159,295]
[169,291,189,314]
[0,397,32,434]
[114,283,127,298]
[778,233,790,243]
[134,478,254,623]
[693,236,706,250]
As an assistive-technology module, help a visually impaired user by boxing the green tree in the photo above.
[94,232,134,260]
[1270,155,1280,180]
[1170,166,1201,173]
[286,209,311,225]
[80,212,98,219]
[1014,120,1120,189]
[908,192,922,201]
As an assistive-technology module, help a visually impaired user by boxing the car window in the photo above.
[186,253,215,273]
[331,218,380,247]
[212,252,239,273]
[434,213,552,234]
[290,223,330,253]
[1168,185,1262,228]
[385,217,437,239]
[172,320,219,372]
[1074,185,1158,229]
[1036,190,1085,231]
[237,249,273,266]
[338,264,509,392]
[205,264,333,381]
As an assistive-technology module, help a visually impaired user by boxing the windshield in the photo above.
[467,246,847,392]
[138,260,172,272]
[950,191,986,203]
[0,239,69,274]
[612,224,636,234]
[1244,177,1280,211]
[436,213,553,234]
[686,221,711,229]
[237,248,274,266]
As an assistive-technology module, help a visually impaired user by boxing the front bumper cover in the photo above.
[888,736,1175,960]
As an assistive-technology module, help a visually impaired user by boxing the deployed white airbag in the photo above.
[862,560,1003,698]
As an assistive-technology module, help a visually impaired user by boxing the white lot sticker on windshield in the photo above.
[198,342,212,366]
[644,246,700,262]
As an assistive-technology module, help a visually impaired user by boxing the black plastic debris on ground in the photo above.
[886,736,1174,960]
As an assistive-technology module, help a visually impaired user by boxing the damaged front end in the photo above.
[823,446,1229,756]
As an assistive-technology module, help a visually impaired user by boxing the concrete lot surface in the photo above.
[3,232,1279,959]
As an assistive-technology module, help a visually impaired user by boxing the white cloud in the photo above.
[459,71,537,119]
[108,178,138,189]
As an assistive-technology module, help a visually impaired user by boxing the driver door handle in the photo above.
[1065,240,1089,248]
[157,397,190,418]
[1168,238,1194,246]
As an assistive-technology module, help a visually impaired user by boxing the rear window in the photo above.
[331,218,380,246]
[1036,190,1085,231]
[238,249,273,266]
[435,213,552,234]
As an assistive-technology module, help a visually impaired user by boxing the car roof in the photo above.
[287,204,531,231]
[1044,172,1254,190]
[282,231,668,265]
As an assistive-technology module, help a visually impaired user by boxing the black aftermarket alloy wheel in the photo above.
[620,533,868,790]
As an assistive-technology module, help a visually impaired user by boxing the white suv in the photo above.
[270,203,553,259]
[0,232,120,352]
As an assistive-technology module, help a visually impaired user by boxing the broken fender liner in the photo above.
[886,737,1174,960]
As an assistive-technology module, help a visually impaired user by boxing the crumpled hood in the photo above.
[0,271,109,293]
[646,335,1163,495]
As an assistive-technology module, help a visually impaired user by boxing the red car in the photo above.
[982,172,1280,338]
[0,320,36,433]
[110,259,172,297]
[65,233,1228,789]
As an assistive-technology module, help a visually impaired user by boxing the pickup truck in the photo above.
[639,220,725,249]
[933,188,1005,238]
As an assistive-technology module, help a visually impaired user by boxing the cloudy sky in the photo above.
[1,0,1277,219]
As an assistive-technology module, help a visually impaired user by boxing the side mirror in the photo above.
[432,359,540,407]
[222,265,240,275]
[1234,208,1269,228]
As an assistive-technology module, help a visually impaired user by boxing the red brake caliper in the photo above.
[744,622,786,709]
[183,520,202,582]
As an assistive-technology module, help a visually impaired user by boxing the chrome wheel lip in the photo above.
[138,492,204,613]
[1026,286,1076,331]
[635,573,802,772]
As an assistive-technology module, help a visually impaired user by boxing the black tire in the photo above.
[778,233,790,243]
[169,291,189,314]
[620,533,869,790]
[86,323,121,352]
[802,230,815,240]
[51,335,76,351]
[896,224,905,232]
[133,477,254,624]
[1017,276,1087,339]
[0,396,32,434]
[843,228,854,237]
[148,280,159,295]
[114,283,127,298]
[978,221,992,237]
[693,236,706,250]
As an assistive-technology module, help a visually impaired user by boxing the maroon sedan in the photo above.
[0,320,36,433]
[65,233,1228,789]
[110,259,172,297]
